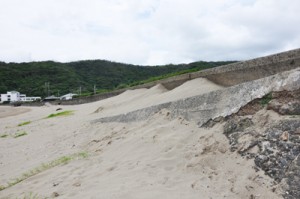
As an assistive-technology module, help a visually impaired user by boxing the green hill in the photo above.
[0,60,234,97]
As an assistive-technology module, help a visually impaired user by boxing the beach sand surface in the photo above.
[0,107,30,119]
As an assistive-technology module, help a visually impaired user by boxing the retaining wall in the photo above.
[92,68,300,126]
[129,48,300,89]
[22,48,300,106]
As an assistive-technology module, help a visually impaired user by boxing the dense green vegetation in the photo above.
[0,60,234,97]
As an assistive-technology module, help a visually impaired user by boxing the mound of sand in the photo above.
[90,78,223,117]
[156,78,223,104]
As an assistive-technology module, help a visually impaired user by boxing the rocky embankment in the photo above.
[206,89,300,199]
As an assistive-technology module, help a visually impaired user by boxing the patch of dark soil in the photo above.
[235,89,300,117]
[267,90,300,115]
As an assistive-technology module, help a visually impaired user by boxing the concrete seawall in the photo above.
[129,48,300,89]
[21,48,300,106]
[78,48,300,93]
[92,68,300,126]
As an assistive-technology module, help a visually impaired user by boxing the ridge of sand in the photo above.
[155,78,223,104]
[90,78,223,117]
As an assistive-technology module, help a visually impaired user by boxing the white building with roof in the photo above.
[0,91,41,103]
[0,91,21,103]
[60,93,77,100]
[20,95,41,102]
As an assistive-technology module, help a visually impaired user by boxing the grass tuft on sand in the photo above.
[0,134,8,138]
[46,110,74,119]
[14,131,28,138]
[0,152,88,191]
[18,121,31,127]
[19,192,40,199]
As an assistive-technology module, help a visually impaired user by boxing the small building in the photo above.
[0,91,21,103]
[0,91,41,103]
[43,95,60,102]
[20,95,41,102]
[60,93,77,100]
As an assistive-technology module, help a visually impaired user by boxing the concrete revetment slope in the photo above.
[92,68,300,126]
[47,48,300,106]
[92,48,300,125]
[22,48,300,106]
[130,48,300,90]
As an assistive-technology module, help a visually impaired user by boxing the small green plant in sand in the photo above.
[290,115,300,118]
[0,152,88,191]
[18,121,31,126]
[0,134,8,138]
[14,131,28,138]
[260,93,272,106]
[17,192,40,199]
[46,110,74,118]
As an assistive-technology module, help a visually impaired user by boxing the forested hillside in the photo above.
[0,60,233,97]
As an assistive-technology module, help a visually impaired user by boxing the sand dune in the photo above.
[89,78,223,118]
[0,78,280,199]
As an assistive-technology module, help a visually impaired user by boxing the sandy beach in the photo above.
[0,78,281,199]
[0,107,30,119]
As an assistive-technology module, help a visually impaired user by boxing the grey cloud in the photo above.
[0,0,299,65]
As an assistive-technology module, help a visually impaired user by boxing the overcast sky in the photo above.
[0,0,299,65]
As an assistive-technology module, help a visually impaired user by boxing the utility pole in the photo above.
[45,82,50,97]
[94,84,96,94]
[48,82,50,96]
[79,86,81,96]
[45,82,47,96]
